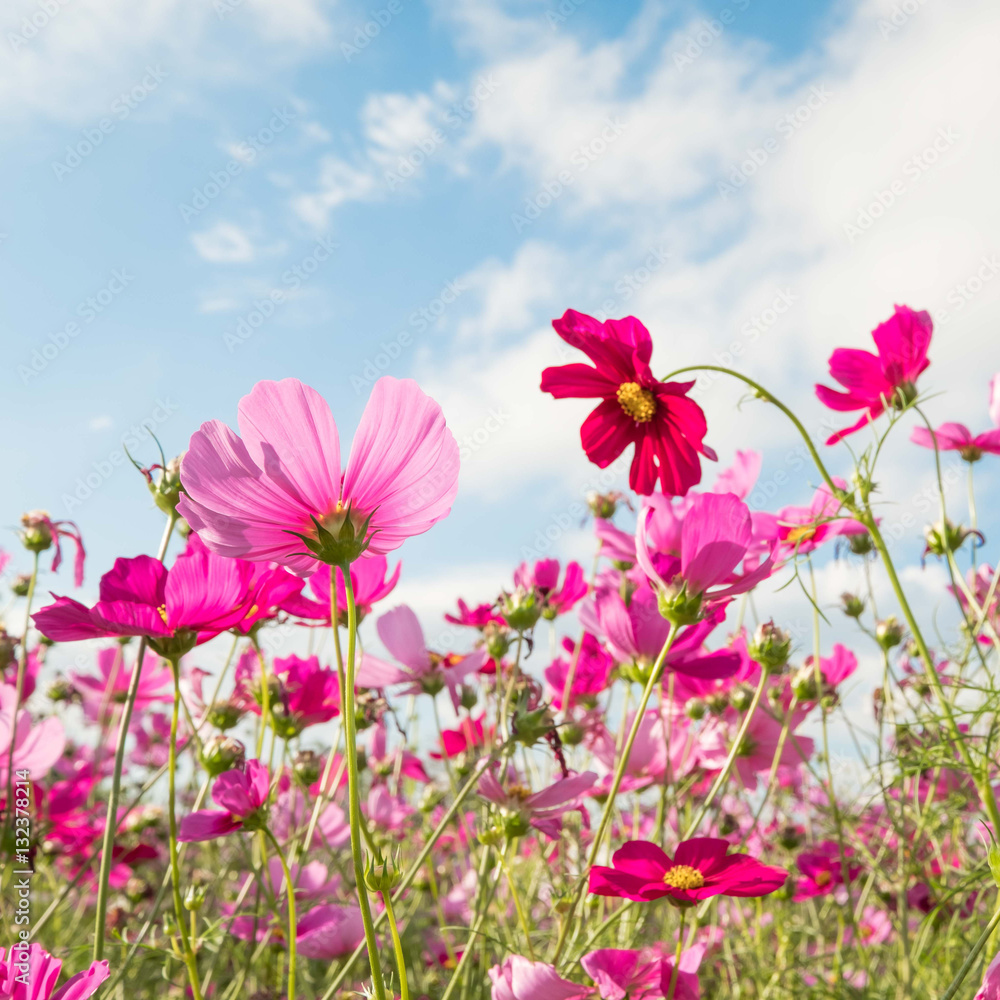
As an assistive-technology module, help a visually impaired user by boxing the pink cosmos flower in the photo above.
[445,599,504,628]
[178,377,459,573]
[0,683,66,781]
[432,714,488,759]
[361,605,487,710]
[367,721,428,783]
[768,478,868,557]
[477,768,597,839]
[595,585,742,679]
[541,309,716,496]
[233,652,340,735]
[296,904,366,959]
[19,510,86,588]
[178,759,269,841]
[712,450,762,500]
[544,633,613,709]
[71,647,172,724]
[587,708,696,792]
[281,555,401,624]
[489,955,588,1000]
[804,644,858,695]
[513,559,588,618]
[793,840,861,901]
[0,944,109,1000]
[911,374,1000,460]
[588,838,787,903]
[636,492,774,612]
[32,546,257,657]
[976,949,1000,1000]
[815,304,932,444]
[582,945,705,1000]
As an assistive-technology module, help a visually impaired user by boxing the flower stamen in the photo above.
[616,382,657,423]
[663,864,705,890]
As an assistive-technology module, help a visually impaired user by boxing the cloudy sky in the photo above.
[3,0,999,746]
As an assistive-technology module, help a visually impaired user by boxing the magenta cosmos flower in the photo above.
[636,492,774,619]
[233,653,341,736]
[0,944,109,1000]
[178,759,269,841]
[178,376,459,574]
[489,956,588,1000]
[815,304,932,444]
[582,945,704,1000]
[32,548,256,657]
[541,310,716,496]
[71,647,172,723]
[477,768,596,839]
[768,478,868,557]
[911,373,1000,461]
[281,555,401,624]
[513,558,587,618]
[544,633,613,709]
[589,837,787,903]
[976,949,1000,1000]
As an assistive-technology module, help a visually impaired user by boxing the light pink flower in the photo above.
[0,683,65,781]
[769,478,868,556]
[178,377,459,574]
[296,904,365,959]
[71,647,172,724]
[178,759,269,841]
[582,945,704,1000]
[477,768,597,839]
[0,945,109,1000]
[489,955,588,1000]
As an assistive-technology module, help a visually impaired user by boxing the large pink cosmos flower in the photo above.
[911,373,1000,461]
[588,838,787,903]
[0,683,65,782]
[178,377,459,574]
[178,759,269,841]
[815,304,932,444]
[0,944,109,1000]
[582,945,705,1000]
[541,310,716,496]
[489,956,588,1000]
[281,555,401,624]
[361,605,487,710]
[32,546,257,657]
[635,493,774,618]
[477,768,597,839]
[71,647,172,724]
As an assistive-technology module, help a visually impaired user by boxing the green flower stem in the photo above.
[939,904,1000,1000]
[499,841,535,959]
[665,908,687,1000]
[382,890,410,1000]
[265,828,298,1000]
[339,564,387,1000]
[93,509,177,961]
[552,624,679,966]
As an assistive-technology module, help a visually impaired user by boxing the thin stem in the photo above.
[939,905,1000,1000]
[339,564,387,1000]
[665,909,687,1000]
[382,891,410,1000]
[92,509,177,960]
[265,828,298,1000]
[499,841,535,959]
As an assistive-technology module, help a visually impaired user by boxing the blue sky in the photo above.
[3,0,1000,719]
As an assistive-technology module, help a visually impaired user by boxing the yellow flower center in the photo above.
[662,864,705,890]
[506,784,533,801]
[785,524,816,546]
[814,870,833,888]
[616,382,657,423]
[157,604,169,625]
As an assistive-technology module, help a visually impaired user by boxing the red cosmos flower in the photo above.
[815,304,932,444]
[541,310,716,496]
[588,837,787,903]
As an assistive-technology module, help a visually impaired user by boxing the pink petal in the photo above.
[376,605,431,672]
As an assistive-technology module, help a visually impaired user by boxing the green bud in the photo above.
[656,580,703,626]
[685,697,707,721]
[11,574,31,598]
[875,616,904,650]
[207,701,243,731]
[840,592,865,618]
[560,722,585,746]
[500,587,542,632]
[791,664,819,702]
[293,750,321,786]
[364,848,402,892]
[183,883,206,912]
[284,506,376,568]
[19,511,53,553]
[748,621,792,674]
[730,684,753,712]
[483,621,510,661]
[459,684,478,711]
[200,735,246,777]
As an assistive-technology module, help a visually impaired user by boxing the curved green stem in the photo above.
[93,509,177,960]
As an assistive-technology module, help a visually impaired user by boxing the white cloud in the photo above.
[87,415,113,431]
[191,221,257,262]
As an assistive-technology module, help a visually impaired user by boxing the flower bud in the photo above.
[11,575,31,598]
[483,621,510,661]
[293,750,321,786]
[477,824,505,848]
[19,511,53,553]
[200,735,246,777]
[183,883,207,912]
[875,616,904,650]
[656,581,703,626]
[500,588,542,632]
[364,849,402,892]
[846,532,874,556]
[459,684,478,711]
[207,701,243,731]
[125,876,150,903]
[706,692,728,715]
[45,677,75,703]
[684,697,707,720]
[748,621,792,673]
[560,722,584,746]
[419,785,445,813]
[586,490,623,519]
[923,519,979,559]
[729,684,753,712]
[147,456,185,517]
[512,704,554,748]
[791,664,819,702]
[840,592,864,618]
[0,630,17,672]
